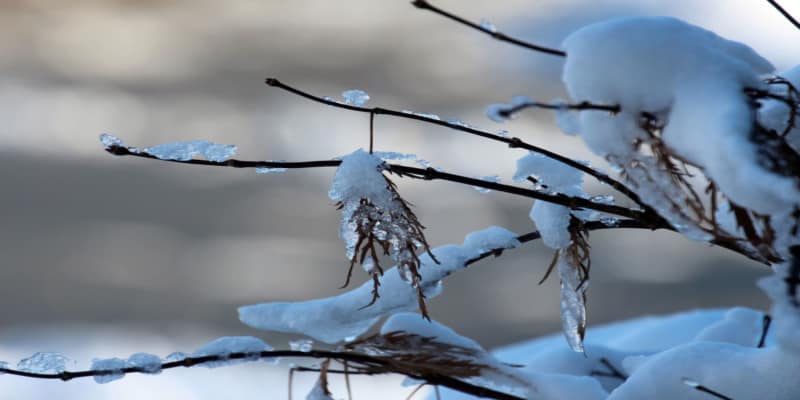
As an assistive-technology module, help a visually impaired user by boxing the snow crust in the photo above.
[238,226,519,343]
[563,16,798,217]
[143,140,237,162]
[191,336,272,368]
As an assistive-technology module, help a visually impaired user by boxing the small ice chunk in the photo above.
[164,352,188,362]
[256,161,288,174]
[192,336,272,368]
[126,353,162,374]
[289,338,314,352]
[479,18,497,33]
[143,140,237,162]
[90,358,127,384]
[341,89,370,106]
[472,175,500,193]
[446,118,475,128]
[599,216,620,227]
[0,361,8,374]
[17,352,70,374]
[589,195,615,204]
[99,133,124,149]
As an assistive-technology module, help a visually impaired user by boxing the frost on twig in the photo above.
[329,150,438,318]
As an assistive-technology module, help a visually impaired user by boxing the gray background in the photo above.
[0,0,797,398]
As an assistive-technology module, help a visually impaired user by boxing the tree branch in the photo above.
[104,144,771,264]
[104,143,653,222]
[766,0,800,31]
[410,0,566,57]
[265,78,648,210]
[0,350,523,400]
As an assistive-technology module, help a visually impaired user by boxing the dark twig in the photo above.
[410,0,566,57]
[758,314,772,348]
[0,350,523,400]
[497,100,620,120]
[682,378,734,400]
[766,0,800,31]
[264,78,648,210]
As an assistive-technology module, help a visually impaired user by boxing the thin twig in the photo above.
[758,314,772,348]
[682,378,734,400]
[0,350,523,400]
[766,0,800,31]
[498,100,619,120]
[264,78,649,210]
[410,0,566,57]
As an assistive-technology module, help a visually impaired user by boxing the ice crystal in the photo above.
[17,352,70,374]
[341,89,370,106]
[143,140,237,162]
[91,358,127,384]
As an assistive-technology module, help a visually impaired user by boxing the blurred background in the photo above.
[0,0,797,398]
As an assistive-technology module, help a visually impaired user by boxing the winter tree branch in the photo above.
[766,0,800,31]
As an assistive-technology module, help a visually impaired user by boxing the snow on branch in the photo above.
[409,0,566,57]
[264,78,647,209]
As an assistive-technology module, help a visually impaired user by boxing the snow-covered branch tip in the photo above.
[264,78,648,210]
[409,0,566,57]
[766,0,800,31]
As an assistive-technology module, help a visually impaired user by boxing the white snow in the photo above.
[143,140,237,162]
[126,353,162,374]
[380,313,483,351]
[238,226,519,343]
[341,89,370,106]
[759,64,800,150]
[305,377,334,400]
[472,175,500,193]
[98,133,124,149]
[16,352,70,374]
[90,358,127,384]
[288,339,314,353]
[563,16,799,218]
[191,336,272,368]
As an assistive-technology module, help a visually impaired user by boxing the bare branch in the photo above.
[410,0,566,57]
[0,350,524,400]
[682,377,734,400]
[496,99,620,120]
[264,78,648,209]
[766,0,800,31]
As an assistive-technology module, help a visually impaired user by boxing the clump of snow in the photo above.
[126,352,162,374]
[693,307,764,347]
[255,161,288,174]
[17,352,70,374]
[341,89,370,106]
[758,262,800,355]
[562,16,798,218]
[90,358,127,384]
[143,140,237,162]
[514,152,584,249]
[381,313,483,351]
[552,99,581,135]
[191,336,272,368]
[99,133,124,149]
[329,150,389,212]
[163,351,188,362]
[238,226,519,343]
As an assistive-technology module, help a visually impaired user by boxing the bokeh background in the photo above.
[0,0,797,398]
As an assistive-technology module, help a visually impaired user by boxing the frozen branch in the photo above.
[265,78,647,209]
[410,0,566,57]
